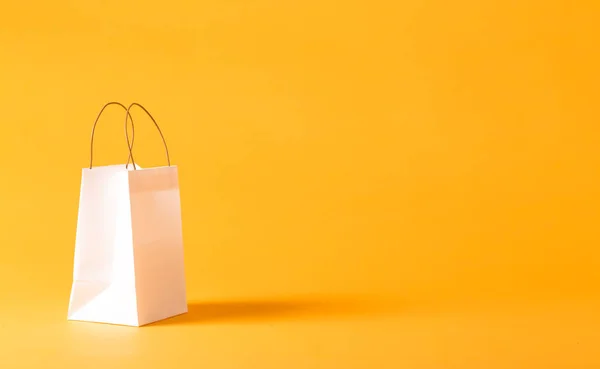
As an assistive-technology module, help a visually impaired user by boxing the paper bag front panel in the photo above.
[129,166,187,326]
[68,165,138,326]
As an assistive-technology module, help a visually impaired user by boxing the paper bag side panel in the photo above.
[68,165,139,326]
[129,167,187,326]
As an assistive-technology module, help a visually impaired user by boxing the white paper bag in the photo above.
[68,102,187,326]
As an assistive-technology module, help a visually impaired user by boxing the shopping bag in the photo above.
[67,102,187,326]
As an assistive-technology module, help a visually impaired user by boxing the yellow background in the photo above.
[1,0,599,368]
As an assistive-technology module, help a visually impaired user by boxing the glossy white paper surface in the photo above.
[68,164,187,326]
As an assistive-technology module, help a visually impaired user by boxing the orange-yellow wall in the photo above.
[1,1,599,367]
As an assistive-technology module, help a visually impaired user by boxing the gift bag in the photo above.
[67,102,187,326]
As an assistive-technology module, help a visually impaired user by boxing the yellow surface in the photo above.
[1,0,600,368]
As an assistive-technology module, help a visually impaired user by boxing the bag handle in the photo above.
[124,102,171,170]
[89,102,136,169]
